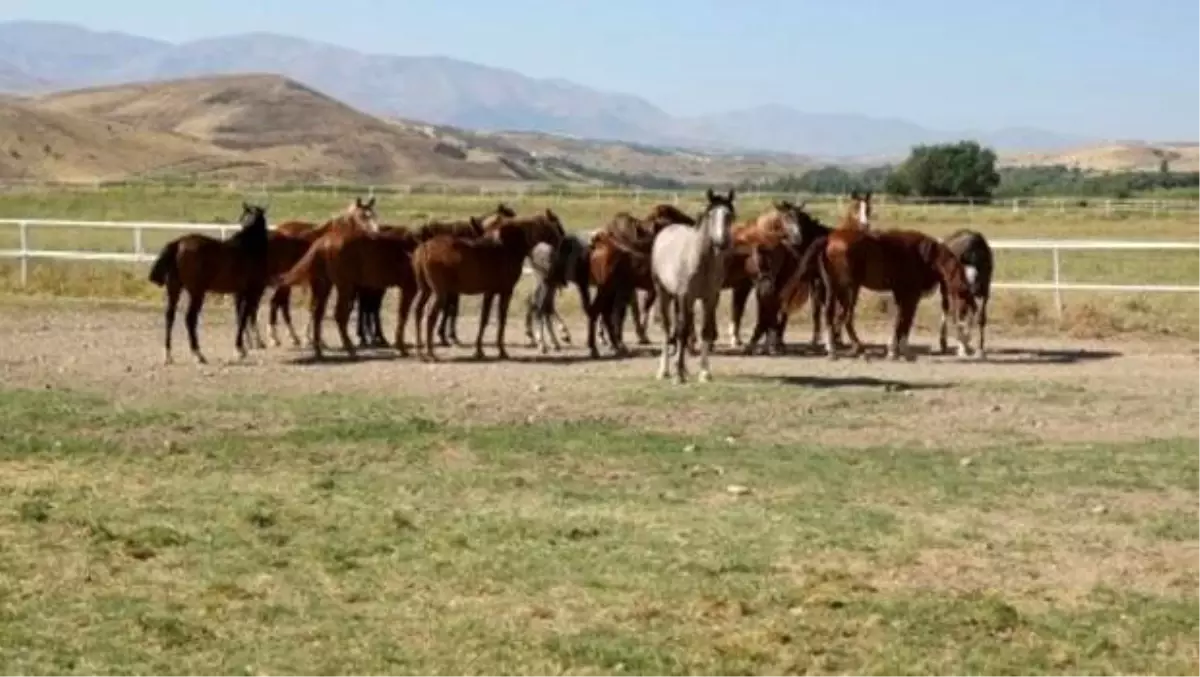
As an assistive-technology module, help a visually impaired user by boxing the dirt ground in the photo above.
[0,298,1196,450]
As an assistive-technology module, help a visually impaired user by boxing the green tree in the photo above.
[889,140,1001,200]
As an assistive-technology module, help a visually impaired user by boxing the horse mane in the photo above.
[647,203,695,227]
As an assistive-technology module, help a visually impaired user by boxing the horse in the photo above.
[273,220,420,361]
[412,219,554,361]
[798,228,978,361]
[524,233,600,356]
[940,229,994,359]
[742,239,803,355]
[586,230,650,356]
[148,202,271,365]
[261,197,381,348]
[650,188,737,383]
[407,203,516,348]
[598,204,696,344]
[838,190,873,231]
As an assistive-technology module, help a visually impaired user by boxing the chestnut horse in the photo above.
[404,203,517,348]
[798,228,978,361]
[274,221,420,361]
[412,218,557,361]
[586,230,651,355]
[148,202,270,365]
[261,197,382,348]
[838,190,873,231]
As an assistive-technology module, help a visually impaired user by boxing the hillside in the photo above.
[0,20,1094,158]
[0,73,818,185]
[1000,142,1200,173]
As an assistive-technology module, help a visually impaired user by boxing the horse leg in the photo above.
[809,281,824,348]
[279,288,302,348]
[334,286,358,359]
[892,292,919,361]
[655,286,673,380]
[728,282,751,349]
[578,280,600,359]
[163,281,181,365]
[842,287,866,358]
[355,289,370,349]
[184,289,208,365]
[495,290,513,361]
[524,289,538,347]
[233,292,251,360]
[268,287,284,347]
[632,290,652,345]
[699,295,718,382]
[937,283,950,355]
[474,292,494,360]
[394,285,414,357]
[310,283,330,361]
[675,298,694,384]
[822,282,844,360]
[421,291,444,362]
[371,289,388,347]
[977,295,989,360]
[544,289,563,352]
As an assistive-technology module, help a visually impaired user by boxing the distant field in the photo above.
[0,184,1196,339]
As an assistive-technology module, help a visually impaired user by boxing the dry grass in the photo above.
[1000,142,1200,172]
[0,287,1195,674]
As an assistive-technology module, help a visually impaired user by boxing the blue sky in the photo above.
[5,0,1198,140]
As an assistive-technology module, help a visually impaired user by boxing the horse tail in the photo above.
[277,240,323,288]
[148,239,180,287]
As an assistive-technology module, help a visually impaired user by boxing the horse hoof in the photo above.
[673,374,687,385]
[498,350,510,361]
[193,353,208,365]
[698,370,712,383]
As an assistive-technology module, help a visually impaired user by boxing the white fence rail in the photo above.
[0,219,1197,319]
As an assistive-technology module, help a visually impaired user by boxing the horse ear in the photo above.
[545,207,554,220]
[850,190,860,201]
[727,189,736,203]
[367,197,376,209]
[706,188,716,203]
[863,191,872,202]
[797,200,807,211]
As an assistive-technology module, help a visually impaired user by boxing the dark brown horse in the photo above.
[940,229,994,359]
[148,202,270,364]
[586,230,648,355]
[412,219,554,361]
[796,228,978,360]
[274,223,420,360]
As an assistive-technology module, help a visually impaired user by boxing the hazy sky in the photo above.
[5,0,1198,139]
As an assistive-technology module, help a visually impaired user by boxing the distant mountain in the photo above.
[0,20,1099,158]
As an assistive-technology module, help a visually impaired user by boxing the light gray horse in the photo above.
[524,234,590,353]
[650,188,737,383]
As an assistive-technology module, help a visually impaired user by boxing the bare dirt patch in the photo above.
[0,299,1195,450]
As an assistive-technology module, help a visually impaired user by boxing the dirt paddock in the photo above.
[1,298,1196,451]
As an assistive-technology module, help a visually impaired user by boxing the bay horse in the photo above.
[940,229,994,359]
[586,230,650,356]
[148,202,270,365]
[800,228,978,361]
[412,218,554,361]
[651,188,736,383]
[408,203,516,348]
[599,203,696,345]
[261,197,381,348]
[273,221,419,361]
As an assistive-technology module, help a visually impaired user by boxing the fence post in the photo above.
[1052,246,1063,319]
[1104,199,1112,217]
[1012,198,1019,214]
[133,225,143,258]
[18,220,28,287]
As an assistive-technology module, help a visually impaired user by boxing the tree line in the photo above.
[739,141,1199,200]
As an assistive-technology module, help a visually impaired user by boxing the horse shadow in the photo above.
[734,373,953,391]
[286,350,405,366]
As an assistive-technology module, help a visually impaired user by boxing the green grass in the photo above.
[0,184,1196,338]
[0,386,1196,675]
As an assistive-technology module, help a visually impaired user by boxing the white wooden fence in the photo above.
[0,218,1197,319]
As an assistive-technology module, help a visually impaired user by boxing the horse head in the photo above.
[845,191,872,230]
[350,196,380,231]
[768,200,804,245]
[699,188,737,249]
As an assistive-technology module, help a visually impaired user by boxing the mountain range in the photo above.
[0,19,1098,159]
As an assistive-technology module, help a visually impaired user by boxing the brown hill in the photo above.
[1000,142,1200,172]
[30,73,525,183]
[0,95,229,181]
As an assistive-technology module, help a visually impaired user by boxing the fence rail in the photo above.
[0,219,1196,319]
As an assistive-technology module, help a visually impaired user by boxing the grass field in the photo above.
[0,298,1196,675]
[0,184,1195,339]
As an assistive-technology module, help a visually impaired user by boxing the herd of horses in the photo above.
[146,190,995,383]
